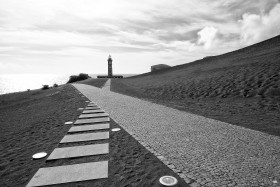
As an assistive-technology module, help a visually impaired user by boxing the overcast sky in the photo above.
[0,0,280,75]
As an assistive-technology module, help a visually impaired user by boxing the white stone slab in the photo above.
[87,104,97,107]
[79,113,109,119]
[26,161,108,187]
[47,143,109,160]
[69,123,110,132]
[87,105,98,108]
[74,117,110,125]
[85,107,100,110]
[60,132,109,143]
[82,109,104,114]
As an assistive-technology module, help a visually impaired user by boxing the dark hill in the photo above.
[111,35,280,136]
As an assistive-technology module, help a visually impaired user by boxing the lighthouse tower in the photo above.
[108,55,113,77]
[97,55,123,78]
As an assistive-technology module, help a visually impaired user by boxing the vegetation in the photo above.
[42,85,49,90]
[67,73,91,83]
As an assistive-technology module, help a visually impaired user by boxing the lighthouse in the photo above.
[97,55,123,78]
[108,55,113,77]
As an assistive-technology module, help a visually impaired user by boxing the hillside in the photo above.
[77,78,108,88]
[111,35,280,136]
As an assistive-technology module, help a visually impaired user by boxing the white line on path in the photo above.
[73,83,280,187]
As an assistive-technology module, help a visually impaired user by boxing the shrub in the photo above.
[67,73,91,83]
[42,85,49,90]
[53,83,58,87]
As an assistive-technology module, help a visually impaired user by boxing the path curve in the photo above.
[102,79,111,91]
[74,83,280,187]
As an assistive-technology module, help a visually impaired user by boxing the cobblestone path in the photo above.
[74,84,280,187]
[102,79,111,91]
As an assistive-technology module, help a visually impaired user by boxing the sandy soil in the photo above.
[0,85,87,186]
[110,35,280,137]
[0,84,188,187]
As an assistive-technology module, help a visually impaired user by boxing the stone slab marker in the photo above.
[87,104,98,107]
[82,109,104,114]
[69,123,110,132]
[60,132,109,143]
[85,106,100,110]
[79,113,109,119]
[87,105,98,108]
[47,143,109,160]
[26,161,108,187]
[74,117,110,125]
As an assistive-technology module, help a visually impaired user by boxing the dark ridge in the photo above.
[128,35,280,79]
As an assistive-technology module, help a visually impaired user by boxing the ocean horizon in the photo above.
[0,73,136,95]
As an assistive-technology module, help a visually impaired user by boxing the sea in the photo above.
[0,74,136,95]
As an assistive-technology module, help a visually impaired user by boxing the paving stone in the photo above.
[69,123,110,132]
[60,132,109,143]
[87,105,98,108]
[168,164,176,169]
[179,174,192,184]
[85,106,100,110]
[183,177,192,184]
[190,182,201,187]
[87,104,97,107]
[82,109,104,114]
[157,155,165,160]
[173,169,182,173]
[79,113,109,119]
[85,107,101,110]
[47,143,109,160]
[26,161,108,187]
[74,117,110,125]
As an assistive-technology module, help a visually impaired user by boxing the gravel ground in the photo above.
[73,83,280,187]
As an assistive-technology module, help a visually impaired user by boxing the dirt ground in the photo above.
[0,85,87,186]
[0,84,188,187]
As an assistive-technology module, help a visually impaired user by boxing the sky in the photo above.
[0,0,280,75]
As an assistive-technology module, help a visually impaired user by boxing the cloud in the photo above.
[240,3,280,45]
[197,26,219,49]
[0,0,279,74]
